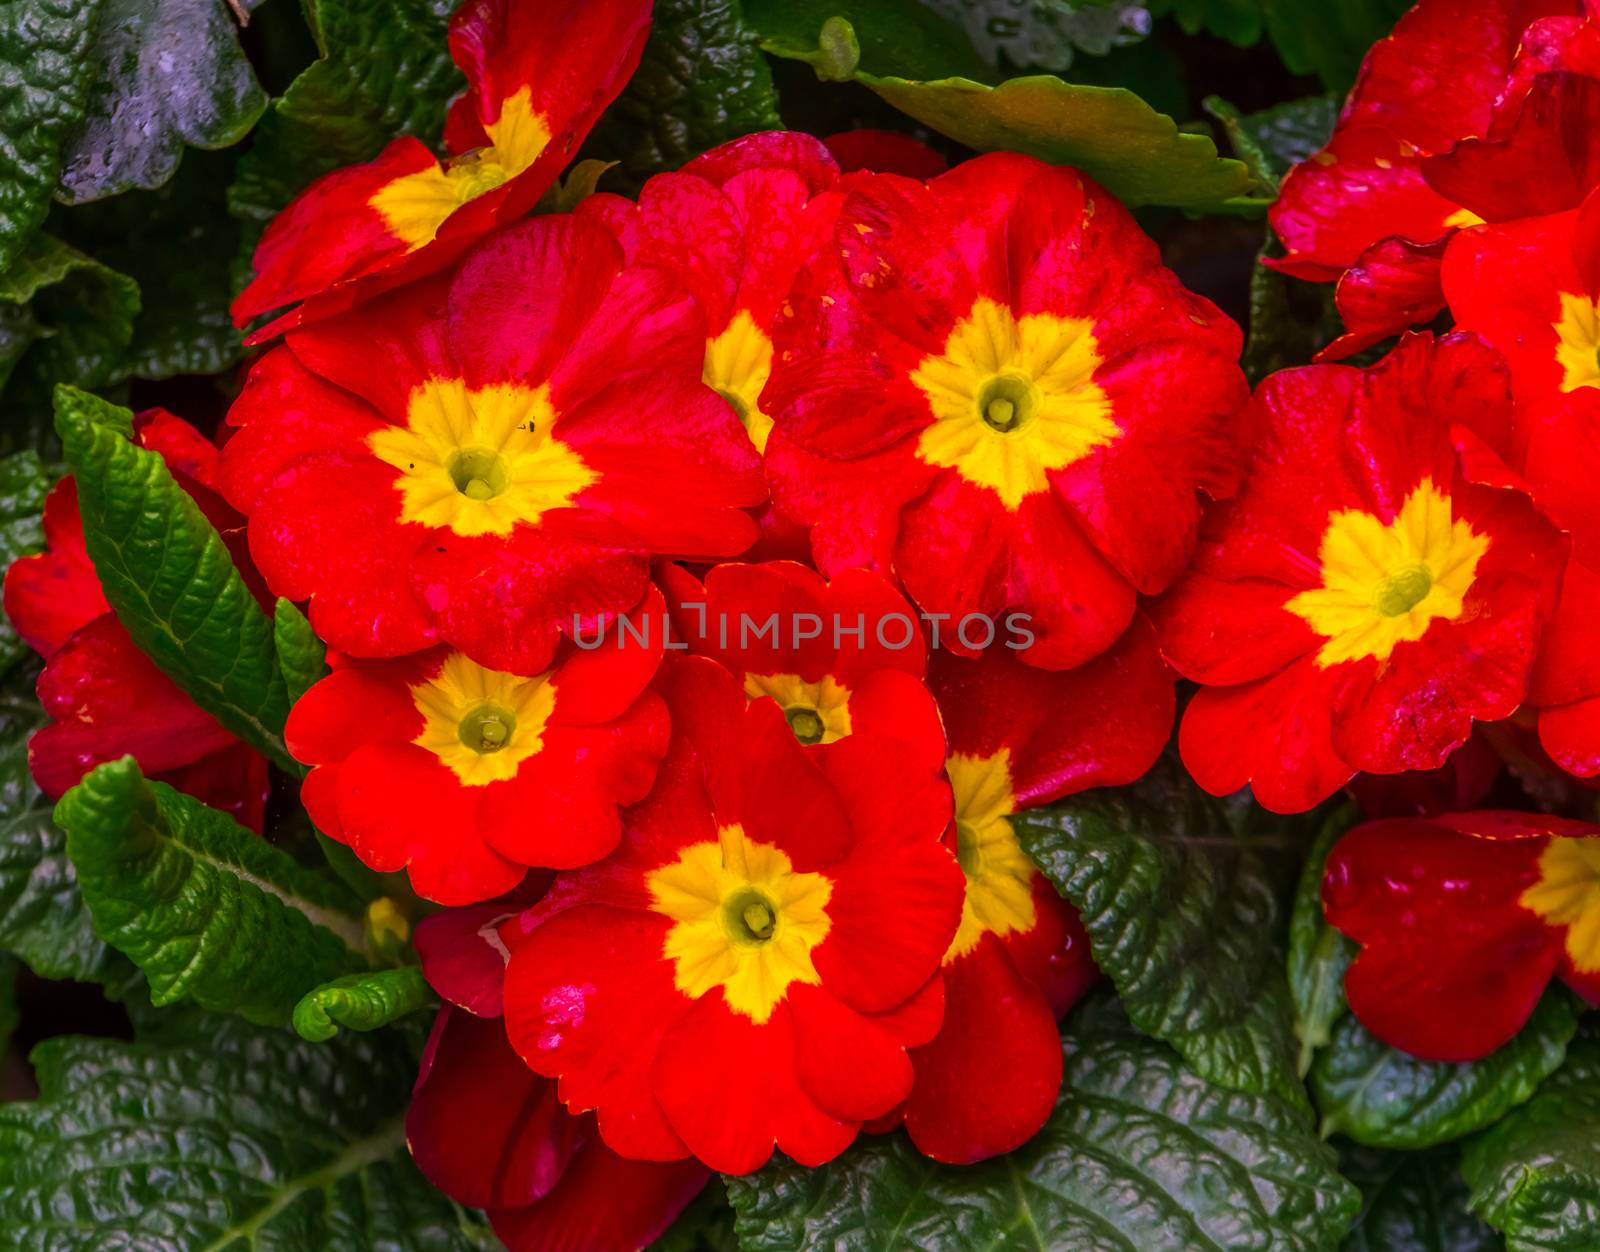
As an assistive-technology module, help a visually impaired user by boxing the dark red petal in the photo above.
[1423,72,1600,221]
[407,1007,584,1211]
[489,1144,708,1252]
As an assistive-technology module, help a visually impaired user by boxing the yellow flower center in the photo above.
[410,652,555,786]
[944,749,1038,961]
[369,378,597,537]
[742,673,853,746]
[369,88,551,251]
[1443,208,1485,231]
[1555,291,1600,393]
[704,310,776,453]
[911,297,1119,511]
[648,824,833,1023]
[1520,837,1600,974]
[1284,478,1488,667]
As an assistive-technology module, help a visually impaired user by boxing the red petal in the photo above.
[407,1007,584,1210]
[902,937,1063,1164]
[1324,816,1559,1060]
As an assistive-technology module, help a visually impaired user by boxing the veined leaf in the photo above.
[54,386,296,771]
[1016,756,1312,1112]
[1149,0,1264,45]
[0,1011,498,1249]
[1204,94,1338,196]
[274,597,328,706]
[227,0,461,263]
[0,234,139,435]
[0,664,135,987]
[1340,1144,1498,1252]
[56,757,367,1024]
[743,0,990,81]
[56,0,266,203]
[726,1000,1359,1251]
[293,965,431,1042]
[56,149,245,380]
[1312,992,1578,1149]
[0,0,104,271]
[586,0,783,192]
[1462,1036,1600,1251]
[754,13,1261,210]
[1287,806,1358,1076]
[0,451,53,670]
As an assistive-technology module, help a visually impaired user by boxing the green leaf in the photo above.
[274,597,328,706]
[0,1012,497,1250]
[55,0,266,203]
[1260,0,1411,93]
[54,386,297,771]
[585,0,784,192]
[1287,805,1357,1077]
[1149,0,1265,45]
[1015,756,1311,1111]
[0,233,139,430]
[0,451,53,671]
[726,1000,1359,1251]
[0,664,136,987]
[0,952,16,1056]
[227,0,461,261]
[293,965,431,1042]
[757,16,1261,211]
[652,1179,738,1252]
[54,149,245,380]
[1204,94,1338,196]
[0,0,104,271]
[55,756,368,1024]
[1311,992,1579,1149]
[920,0,1155,72]
[1461,1036,1600,1251]
[1242,240,1340,385]
[743,0,991,81]
[1340,1144,1499,1252]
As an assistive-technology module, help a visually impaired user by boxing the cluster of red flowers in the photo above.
[11,0,1600,1244]
[1264,0,1600,1066]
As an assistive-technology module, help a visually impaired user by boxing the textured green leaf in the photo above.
[586,0,783,192]
[0,664,134,987]
[294,965,431,1042]
[55,386,296,770]
[0,0,104,271]
[56,0,266,203]
[1287,806,1357,1077]
[1242,239,1340,385]
[1312,993,1578,1149]
[0,952,15,1057]
[921,0,1154,71]
[0,1012,497,1250]
[1340,1145,1498,1252]
[744,0,990,81]
[1461,1036,1600,1251]
[1149,0,1264,45]
[1015,756,1310,1111]
[55,149,244,379]
[0,233,139,430]
[0,451,52,671]
[1205,94,1338,196]
[759,15,1260,210]
[652,1180,738,1252]
[55,756,367,1023]
[227,0,461,263]
[1260,0,1410,93]
[726,1001,1358,1251]
[275,597,328,706]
